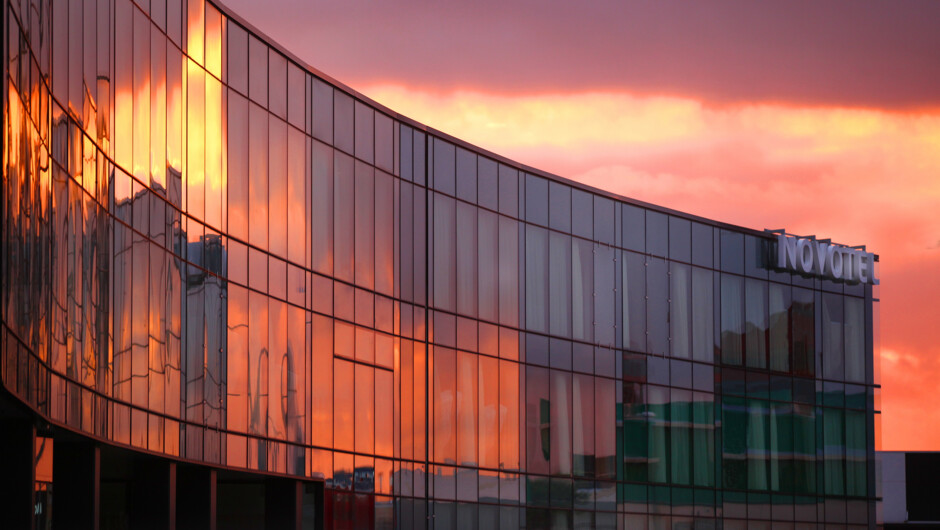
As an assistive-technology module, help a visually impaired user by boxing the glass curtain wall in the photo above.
[2,0,878,527]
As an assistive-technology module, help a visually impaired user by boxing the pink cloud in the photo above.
[221,0,940,109]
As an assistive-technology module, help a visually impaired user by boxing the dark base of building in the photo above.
[0,386,325,530]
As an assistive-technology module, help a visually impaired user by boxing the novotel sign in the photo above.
[773,232,878,285]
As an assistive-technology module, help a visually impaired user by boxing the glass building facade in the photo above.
[1,0,879,528]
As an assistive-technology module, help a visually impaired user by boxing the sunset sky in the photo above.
[222,0,940,451]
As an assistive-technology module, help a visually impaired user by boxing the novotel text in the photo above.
[776,234,878,285]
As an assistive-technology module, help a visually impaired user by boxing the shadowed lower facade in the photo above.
[2,0,880,528]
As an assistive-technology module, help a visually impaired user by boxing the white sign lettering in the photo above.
[776,233,878,284]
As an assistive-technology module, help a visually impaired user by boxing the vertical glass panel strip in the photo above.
[186,59,205,221]
[354,162,375,289]
[186,0,205,66]
[205,72,223,229]
[204,3,222,78]
[691,267,714,362]
[268,117,288,257]
[150,26,167,192]
[248,103,268,248]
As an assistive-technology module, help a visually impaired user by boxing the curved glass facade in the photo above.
[2,0,878,527]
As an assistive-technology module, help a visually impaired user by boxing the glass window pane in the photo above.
[722,395,747,489]
[456,203,478,317]
[646,257,668,355]
[355,101,374,164]
[412,130,427,187]
[594,246,615,347]
[594,377,616,480]
[572,374,594,477]
[670,263,692,358]
[187,0,205,64]
[526,366,550,475]
[312,78,333,144]
[692,267,714,362]
[478,157,498,211]
[721,274,744,365]
[333,151,354,282]
[671,388,692,485]
[268,300,288,441]
[720,230,745,274]
[549,233,572,338]
[525,174,548,227]
[823,408,845,495]
[375,171,394,296]
[593,196,615,245]
[376,370,393,457]
[793,404,816,494]
[769,283,791,372]
[550,370,572,476]
[434,347,457,464]
[621,204,645,252]
[287,62,305,130]
[311,141,333,274]
[434,194,457,311]
[227,21,248,95]
[311,314,333,446]
[375,113,394,173]
[571,190,592,239]
[691,222,713,268]
[205,74,223,230]
[646,211,668,258]
[498,217,519,327]
[572,239,594,343]
[227,285,249,433]
[248,292,268,437]
[769,401,792,493]
[747,399,770,490]
[549,182,571,233]
[844,296,865,383]
[623,382,648,482]
[498,165,518,217]
[669,217,692,263]
[457,352,478,466]
[248,36,267,106]
[434,138,456,195]
[479,356,499,469]
[268,117,288,257]
[623,251,646,352]
[333,91,354,154]
[456,147,477,203]
[355,161,375,289]
[227,90,249,241]
[287,127,306,265]
[355,364,374,454]
[248,103,268,248]
[792,287,815,377]
[525,226,549,333]
[745,235,769,279]
[845,410,866,496]
[692,392,716,487]
[823,293,845,380]
[334,359,354,451]
[499,360,520,470]
[186,59,204,220]
[647,386,669,483]
[268,49,287,119]
[478,210,498,322]
[745,279,768,369]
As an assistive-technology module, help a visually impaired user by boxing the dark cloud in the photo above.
[220,0,940,109]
